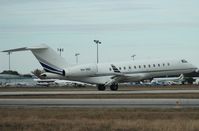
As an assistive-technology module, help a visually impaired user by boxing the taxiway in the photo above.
[0,89,199,96]
[0,98,198,108]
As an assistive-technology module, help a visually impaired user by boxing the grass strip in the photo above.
[0,108,199,131]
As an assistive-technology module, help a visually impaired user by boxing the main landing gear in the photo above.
[97,83,119,91]
[97,84,106,91]
[110,83,118,91]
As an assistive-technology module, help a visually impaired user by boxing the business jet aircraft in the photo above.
[2,44,197,91]
[34,78,91,87]
[151,74,184,85]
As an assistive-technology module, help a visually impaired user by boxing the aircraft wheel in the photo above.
[97,85,106,91]
[110,83,118,91]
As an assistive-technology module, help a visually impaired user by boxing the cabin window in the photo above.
[129,66,131,69]
[181,59,188,63]
[109,68,112,71]
[143,65,146,68]
[163,63,165,66]
[158,64,160,67]
[153,64,155,67]
[167,63,170,66]
[124,67,126,70]
[134,66,136,69]
[119,67,122,70]
[139,65,141,68]
[148,65,151,68]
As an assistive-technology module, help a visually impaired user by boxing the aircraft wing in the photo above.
[104,74,125,86]
[105,64,148,86]
[105,73,148,86]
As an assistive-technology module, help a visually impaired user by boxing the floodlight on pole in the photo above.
[131,54,136,61]
[94,40,101,63]
[75,53,80,64]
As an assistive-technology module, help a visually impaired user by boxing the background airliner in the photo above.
[3,44,197,91]
[34,77,91,87]
[151,74,184,85]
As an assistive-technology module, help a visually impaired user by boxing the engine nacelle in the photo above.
[40,72,64,79]
[64,64,98,77]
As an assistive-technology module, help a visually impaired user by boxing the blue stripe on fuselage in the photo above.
[44,68,63,75]
[39,61,63,73]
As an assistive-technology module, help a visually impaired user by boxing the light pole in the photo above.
[131,54,136,61]
[57,48,64,56]
[8,52,11,70]
[75,53,80,64]
[94,40,101,63]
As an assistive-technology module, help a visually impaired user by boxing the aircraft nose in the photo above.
[195,68,199,72]
[190,64,198,71]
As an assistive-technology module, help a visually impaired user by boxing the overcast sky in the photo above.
[0,0,199,73]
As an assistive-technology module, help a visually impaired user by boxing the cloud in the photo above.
[0,21,198,34]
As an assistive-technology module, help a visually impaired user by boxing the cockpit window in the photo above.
[181,59,188,63]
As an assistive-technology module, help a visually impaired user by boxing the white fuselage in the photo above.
[43,59,197,85]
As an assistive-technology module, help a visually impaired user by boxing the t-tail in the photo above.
[2,44,68,76]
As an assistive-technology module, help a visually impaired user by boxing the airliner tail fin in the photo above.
[2,44,67,75]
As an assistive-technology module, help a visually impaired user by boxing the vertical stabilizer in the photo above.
[2,44,68,75]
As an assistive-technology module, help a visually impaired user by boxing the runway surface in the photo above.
[0,99,199,108]
[0,90,199,96]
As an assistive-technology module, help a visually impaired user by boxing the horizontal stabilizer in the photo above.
[2,44,48,53]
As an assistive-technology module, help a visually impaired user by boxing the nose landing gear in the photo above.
[97,84,106,91]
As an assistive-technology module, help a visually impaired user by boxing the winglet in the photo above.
[179,74,184,80]
[111,64,121,73]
